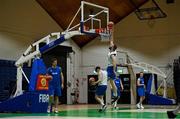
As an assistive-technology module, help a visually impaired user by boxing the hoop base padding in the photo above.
[0,91,49,113]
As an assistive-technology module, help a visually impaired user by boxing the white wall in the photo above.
[0,32,31,60]
[0,0,62,60]
[61,40,84,104]
[113,0,180,64]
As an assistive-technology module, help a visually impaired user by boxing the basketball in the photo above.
[107,21,114,31]
[89,77,95,84]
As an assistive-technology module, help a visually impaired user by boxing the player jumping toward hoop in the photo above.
[107,21,118,103]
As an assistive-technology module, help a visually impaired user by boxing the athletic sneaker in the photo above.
[136,103,141,109]
[102,104,107,112]
[167,111,177,119]
[47,106,51,113]
[54,108,58,113]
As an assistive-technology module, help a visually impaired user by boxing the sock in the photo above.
[100,99,104,106]
[102,99,104,103]
[47,105,51,110]
[173,104,180,115]
[114,101,117,107]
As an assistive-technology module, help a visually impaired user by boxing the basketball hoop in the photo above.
[98,21,113,41]
[100,32,110,41]
[92,27,110,41]
[65,1,110,41]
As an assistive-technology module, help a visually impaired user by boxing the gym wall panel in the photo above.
[0,0,61,60]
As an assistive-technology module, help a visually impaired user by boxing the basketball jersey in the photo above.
[114,78,121,89]
[98,70,108,86]
[138,77,144,88]
[108,50,117,66]
[47,66,61,87]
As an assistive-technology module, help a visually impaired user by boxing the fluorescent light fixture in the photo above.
[143,69,148,72]
[117,69,123,74]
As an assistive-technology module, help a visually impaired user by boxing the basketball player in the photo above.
[112,77,124,109]
[92,66,108,112]
[47,58,64,113]
[136,72,145,109]
[107,21,118,103]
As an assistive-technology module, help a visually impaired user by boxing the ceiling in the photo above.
[36,0,148,47]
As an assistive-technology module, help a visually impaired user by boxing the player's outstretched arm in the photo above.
[108,21,114,47]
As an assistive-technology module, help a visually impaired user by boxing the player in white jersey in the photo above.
[107,21,118,103]
[92,66,107,112]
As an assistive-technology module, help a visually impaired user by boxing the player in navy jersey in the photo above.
[47,58,64,113]
[112,77,124,109]
[136,72,145,109]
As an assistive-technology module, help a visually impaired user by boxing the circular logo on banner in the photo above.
[41,78,47,87]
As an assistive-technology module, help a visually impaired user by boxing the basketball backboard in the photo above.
[66,1,110,38]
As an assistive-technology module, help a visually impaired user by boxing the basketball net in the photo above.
[99,22,113,41]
